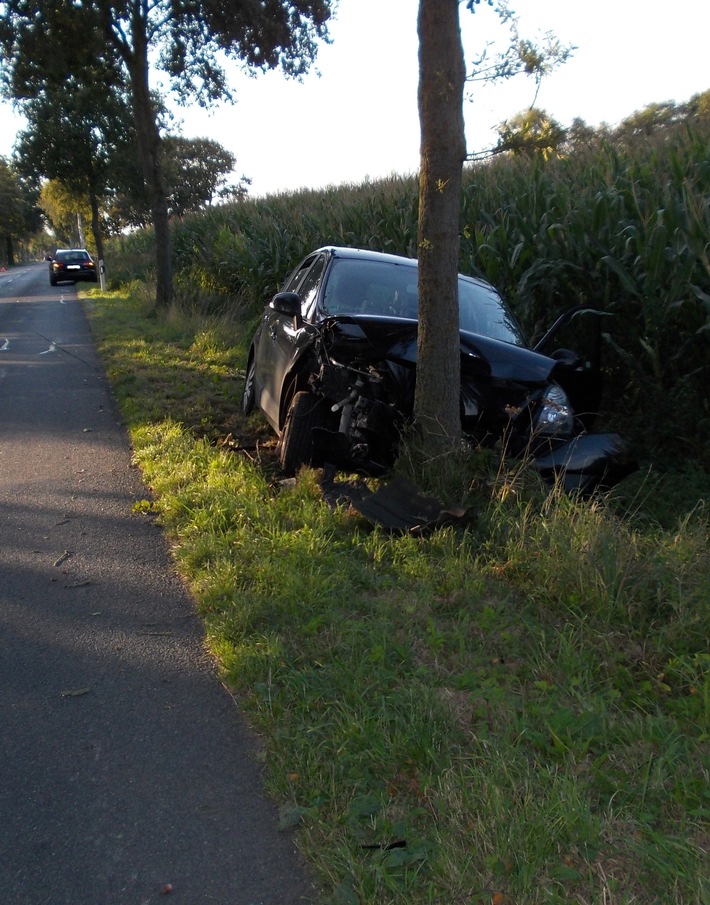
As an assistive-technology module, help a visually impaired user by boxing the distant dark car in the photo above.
[243,246,637,494]
[49,249,98,286]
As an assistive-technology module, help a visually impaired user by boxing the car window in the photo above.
[322,259,418,318]
[283,255,317,294]
[298,254,327,322]
[458,277,525,346]
[56,251,91,263]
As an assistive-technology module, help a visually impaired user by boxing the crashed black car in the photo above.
[243,246,637,494]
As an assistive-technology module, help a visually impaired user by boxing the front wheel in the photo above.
[242,355,256,416]
[279,391,325,475]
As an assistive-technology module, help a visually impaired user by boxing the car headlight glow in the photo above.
[535,384,574,437]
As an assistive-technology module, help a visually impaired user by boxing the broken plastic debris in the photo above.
[320,469,472,534]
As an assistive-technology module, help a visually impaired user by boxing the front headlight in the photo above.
[534,384,574,438]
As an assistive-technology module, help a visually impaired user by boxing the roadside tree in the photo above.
[38,180,94,249]
[494,107,567,159]
[160,136,242,217]
[102,135,246,230]
[0,0,332,309]
[413,0,573,458]
[0,157,37,264]
[415,0,467,452]
[14,68,136,267]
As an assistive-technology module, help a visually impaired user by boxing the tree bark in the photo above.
[123,3,173,309]
[88,187,105,286]
[415,0,466,453]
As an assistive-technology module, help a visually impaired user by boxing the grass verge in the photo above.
[84,286,709,905]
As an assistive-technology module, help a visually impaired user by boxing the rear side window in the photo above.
[298,255,327,321]
[283,255,317,294]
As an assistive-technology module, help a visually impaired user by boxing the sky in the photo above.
[1,0,708,197]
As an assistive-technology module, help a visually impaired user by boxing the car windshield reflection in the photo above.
[458,277,526,346]
[321,259,525,346]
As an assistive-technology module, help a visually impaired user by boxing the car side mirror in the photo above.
[270,291,301,317]
[549,348,582,368]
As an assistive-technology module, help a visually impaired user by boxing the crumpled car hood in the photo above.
[321,314,556,385]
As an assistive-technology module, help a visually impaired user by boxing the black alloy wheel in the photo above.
[278,391,325,474]
[242,356,256,416]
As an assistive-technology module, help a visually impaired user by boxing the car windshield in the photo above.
[321,258,526,346]
[458,275,525,346]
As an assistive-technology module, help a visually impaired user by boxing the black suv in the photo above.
[49,249,98,286]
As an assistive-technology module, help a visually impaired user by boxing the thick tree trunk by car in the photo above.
[415,0,466,454]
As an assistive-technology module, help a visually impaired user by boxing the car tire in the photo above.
[279,391,325,475]
[49,276,57,286]
[242,355,256,416]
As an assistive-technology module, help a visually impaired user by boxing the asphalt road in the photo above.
[0,263,316,905]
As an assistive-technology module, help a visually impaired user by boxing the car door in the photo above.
[254,253,328,429]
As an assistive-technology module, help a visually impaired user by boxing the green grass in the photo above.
[84,286,709,905]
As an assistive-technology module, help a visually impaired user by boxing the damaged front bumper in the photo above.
[315,423,638,495]
[531,432,638,494]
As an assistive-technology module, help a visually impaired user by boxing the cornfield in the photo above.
[109,118,710,466]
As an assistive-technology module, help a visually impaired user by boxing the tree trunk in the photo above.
[77,210,86,246]
[88,187,105,288]
[125,6,173,309]
[415,0,466,453]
